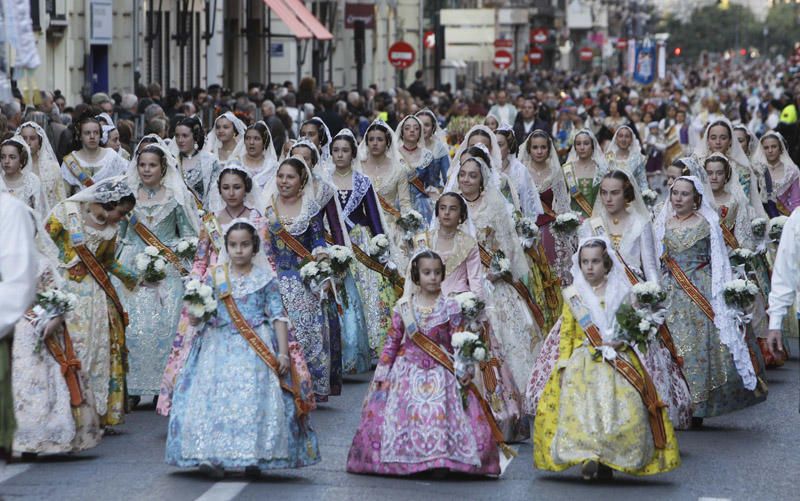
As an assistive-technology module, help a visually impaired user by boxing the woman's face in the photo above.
[496,134,509,160]
[104,201,135,224]
[484,115,499,131]
[300,123,320,147]
[665,165,684,187]
[0,145,23,177]
[401,119,421,144]
[331,139,354,169]
[458,161,482,198]
[609,101,618,115]
[244,129,265,157]
[579,246,607,287]
[137,152,163,188]
[436,195,462,230]
[734,129,748,152]
[106,129,121,152]
[615,127,633,151]
[20,126,41,156]
[670,179,697,216]
[468,133,492,150]
[275,164,303,199]
[367,129,388,157]
[530,136,550,163]
[707,124,731,154]
[81,122,101,150]
[574,133,593,160]
[599,177,626,215]
[219,172,247,208]
[291,146,315,168]
[418,114,434,140]
[704,160,728,192]
[174,125,195,154]
[215,118,236,144]
[762,136,782,164]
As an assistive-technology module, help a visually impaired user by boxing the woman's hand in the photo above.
[282,139,295,156]
[277,353,290,375]
[188,315,202,327]
[43,316,65,339]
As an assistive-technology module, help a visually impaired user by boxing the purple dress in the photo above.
[346,296,500,476]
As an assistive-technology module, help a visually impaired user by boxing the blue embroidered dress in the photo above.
[165,267,320,470]
[401,148,439,223]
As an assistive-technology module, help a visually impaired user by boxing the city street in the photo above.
[1,340,798,501]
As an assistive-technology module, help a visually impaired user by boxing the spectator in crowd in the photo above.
[261,99,286,154]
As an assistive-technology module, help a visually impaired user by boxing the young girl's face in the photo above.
[244,129,265,157]
[226,229,255,267]
[402,119,421,144]
[615,127,633,150]
[496,134,509,160]
[0,145,23,176]
[574,133,593,160]
[215,117,236,143]
[436,194,462,230]
[331,139,354,169]
[367,129,388,157]
[418,114,434,140]
[579,246,607,286]
[106,129,121,152]
[529,136,549,163]
[300,123,321,147]
[664,165,684,187]
[416,257,443,294]
[220,172,247,207]
[174,125,195,154]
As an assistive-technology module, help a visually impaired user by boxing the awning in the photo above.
[263,0,332,41]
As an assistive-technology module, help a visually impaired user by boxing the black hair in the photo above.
[278,157,310,189]
[175,116,206,151]
[224,222,261,255]
[579,239,613,273]
[331,134,357,157]
[301,118,329,147]
[526,129,553,156]
[100,193,136,212]
[463,145,492,169]
[435,192,468,224]
[671,177,703,209]
[410,250,445,285]
[704,154,732,182]
[668,158,691,176]
[72,113,102,152]
[601,170,636,203]
[136,135,160,153]
[0,139,29,169]
[706,120,732,140]
[495,128,518,156]
[217,167,253,193]
[365,122,393,148]
[468,128,493,145]
[290,143,319,168]
[246,122,271,148]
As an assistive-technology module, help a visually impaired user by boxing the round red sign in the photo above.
[423,31,436,49]
[616,38,628,50]
[531,29,548,45]
[528,47,544,65]
[579,47,594,62]
[388,41,416,69]
[493,49,513,70]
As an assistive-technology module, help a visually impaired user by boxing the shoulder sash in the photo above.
[478,243,545,329]
[407,175,429,197]
[129,214,189,276]
[63,153,95,188]
[563,162,593,217]
[45,325,84,407]
[662,253,715,322]
[202,212,225,254]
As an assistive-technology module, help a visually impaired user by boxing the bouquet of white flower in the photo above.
[328,245,354,276]
[299,260,332,292]
[489,249,512,281]
[183,279,218,322]
[515,215,540,249]
[723,279,759,310]
[551,212,581,234]
[368,234,394,269]
[174,237,199,260]
[454,291,486,330]
[615,303,660,354]
[631,281,667,306]
[451,330,488,407]
[642,189,659,207]
[768,216,788,243]
[135,246,169,283]
[396,210,425,241]
[730,248,755,268]
[751,217,768,239]
[34,289,78,317]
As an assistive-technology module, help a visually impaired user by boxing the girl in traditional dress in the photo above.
[60,115,128,193]
[17,121,68,210]
[114,144,200,404]
[156,165,266,415]
[692,118,760,204]
[299,117,333,169]
[656,176,766,427]
[172,116,220,207]
[416,109,451,188]
[242,121,279,190]
[604,125,648,192]
[166,220,319,478]
[532,237,681,480]
[1,136,45,216]
[752,131,800,217]
[45,177,138,428]
[733,125,758,160]
[483,113,500,132]
[203,112,246,166]
[496,124,544,220]
[329,129,396,365]
[97,113,129,161]
[12,208,102,455]
[347,250,501,477]
[562,129,607,218]
[396,115,439,223]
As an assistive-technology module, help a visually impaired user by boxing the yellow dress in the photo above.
[533,304,680,475]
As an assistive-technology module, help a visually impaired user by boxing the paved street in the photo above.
[1,339,798,501]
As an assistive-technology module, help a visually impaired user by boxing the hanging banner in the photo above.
[657,41,666,80]
[633,40,655,85]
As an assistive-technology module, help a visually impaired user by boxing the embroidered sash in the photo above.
[323,231,405,296]
[539,198,557,219]
[408,175,429,197]
[63,153,95,188]
[478,244,545,329]
[213,265,314,420]
[129,214,189,276]
[563,163,593,217]
[201,212,225,254]
[44,325,84,407]
[377,194,401,218]
[563,287,668,449]
[662,254,715,322]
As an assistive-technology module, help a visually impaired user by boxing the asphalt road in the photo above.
[1,339,798,501]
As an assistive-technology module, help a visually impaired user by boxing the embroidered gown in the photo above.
[165,267,320,470]
[178,151,219,207]
[661,221,767,418]
[46,208,138,426]
[338,171,396,365]
[30,151,68,211]
[60,149,128,191]
[346,296,500,476]
[401,148,439,223]
[533,301,681,475]
[2,170,46,217]
[563,162,600,218]
[114,195,198,397]
[365,160,412,268]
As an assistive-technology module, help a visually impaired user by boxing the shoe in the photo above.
[597,463,614,480]
[199,462,225,479]
[691,417,704,429]
[581,461,599,481]
[128,395,141,409]
[244,466,261,478]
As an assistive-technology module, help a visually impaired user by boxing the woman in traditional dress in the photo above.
[656,176,766,427]
[156,165,267,416]
[396,115,439,223]
[483,113,500,132]
[347,250,501,477]
[329,129,396,365]
[96,113,129,161]
[299,117,333,169]
[172,116,220,207]
[604,125,648,192]
[1,136,45,216]
[752,131,800,217]
[496,124,545,219]
[562,129,607,218]
[12,208,102,455]
[166,220,319,478]
[445,155,540,388]
[242,121,279,191]
[45,177,138,428]
[416,108,451,188]
[532,237,681,480]
[733,125,758,161]
[114,144,200,404]
[203,112,246,166]
[17,121,68,210]
[60,114,128,193]
[692,118,760,204]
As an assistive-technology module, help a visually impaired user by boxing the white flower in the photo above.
[598,345,617,361]
[498,258,511,271]
[454,291,477,306]
[188,304,206,318]
[135,254,149,272]
[319,261,332,273]
[185,279,201,292]
[176,241,190,252]
[556,212,580,223]
[638,319,652,332]
[144,246,160,257]
[198,284,213,298]
[372,234,389,248]
[153,259,166,272]
[451,331,478,349]
[473,346,486,361]
[203,299,218,313]
[300,262,319,279]
[188,237,199,246]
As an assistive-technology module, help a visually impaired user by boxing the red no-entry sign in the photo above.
[531,28,548,45]
[494,49,513,70]
[616,38,628,50]
[529,47,544,65]
[579,47,594,61]
[388,41,416,69]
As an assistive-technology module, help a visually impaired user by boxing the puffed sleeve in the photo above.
[323,198,346,246]
[264,277,290,326]
[465,246,486,299]
[395,173,413,213]
[373,307,405,382]
[767,210,800,329]
[100,240,138,290]
[639,223,660,284]
[175,204,200,239]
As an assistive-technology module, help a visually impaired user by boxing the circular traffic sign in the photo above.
[616,38,627,50]
[388,41,416,69]
[579,47,594,62]
[493,49,513,70]
[423,31,436,49]
[531,28,548,45]
[528,47,544,65]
